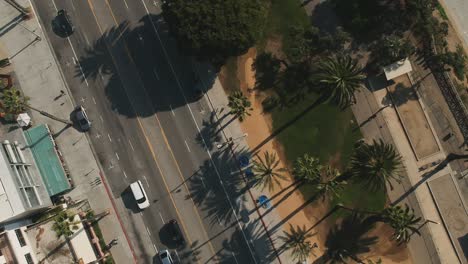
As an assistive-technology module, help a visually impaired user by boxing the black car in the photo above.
[168,220,185,246]
[56,10,74,36]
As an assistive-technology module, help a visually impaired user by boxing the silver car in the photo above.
[158,250,173,264]
[75,105,91,131]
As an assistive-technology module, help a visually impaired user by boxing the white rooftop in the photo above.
[383,58,413,80]
[69,215,97,263]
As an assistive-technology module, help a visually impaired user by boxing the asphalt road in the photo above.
[31,0,262,263]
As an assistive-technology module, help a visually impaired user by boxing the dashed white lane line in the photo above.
[128,139,135,151]
[69,0,76,11]
[123,171,128,179]
[122,0,129,8]
[92,97,97,105]
[142,175,150,187]
[153,67,160,80]
[184,140,191,152]
[146,227,151,236]
[66,37,89,87]
[100,115,104,123]
[153,243,158,252]
[82,31,91,46]
[158,212,165,224]
[107,134,112,142]
[169,104,175,116]
[115,152,120,160]
[232,252,239,264]
[51,0,58,11]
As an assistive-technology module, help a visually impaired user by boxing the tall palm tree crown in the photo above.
[227,91,252,121]
[293,154,322,183]
[382,205,421,243]
[252,151,287,191]
[350,139,403,191]
[279,224,316,262]
[315,55,365,108]
[316,166,346,201]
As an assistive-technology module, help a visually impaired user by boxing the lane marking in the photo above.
[142,175,150,187]
[107,134,112,142]
[115,152,120,160]
[82,31,91,46]
[174,250,181,263]
[91,2,213,259]
[128,139,135,151]
[72,56,76,65]
[146,227,151,236]
[169,104,175,116]
[122,0,129,9]
[92,97,97,104]
[123,171,128,179]
[51,0,58,11]
[158,212,165,224]
[153,67,160,80]
[232,252,240,264]
[153,243,158,252]
[66,37,89,87]
[139,8,260,259]
[184,140,191,152]
[100,115,104,123]
[69,0,76,11]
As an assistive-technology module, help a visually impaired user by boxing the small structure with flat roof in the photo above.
[383,58,413,80]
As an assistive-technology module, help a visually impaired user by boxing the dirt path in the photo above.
[233,47,411,263]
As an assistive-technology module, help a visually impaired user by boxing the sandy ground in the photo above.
[231,47,412,263]
[386,74,440,160]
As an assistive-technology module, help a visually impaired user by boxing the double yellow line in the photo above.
[86,0,217,261]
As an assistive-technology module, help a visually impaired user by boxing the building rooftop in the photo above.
[383,58,413,80]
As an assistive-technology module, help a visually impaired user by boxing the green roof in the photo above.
[24,125,70,196]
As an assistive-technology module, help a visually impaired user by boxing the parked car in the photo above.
[130,180,150,210]
[56,10,74,36]
[75,105,91,131]
[168,219,185,246]
[158,249,174,264]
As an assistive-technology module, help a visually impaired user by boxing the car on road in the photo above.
[168,219,185,246]
[75,105,91,131]
[158,249,174,264]
[130,180,150,210]
[56,10,74,36]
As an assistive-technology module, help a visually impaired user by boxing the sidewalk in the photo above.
[0,1,135,263]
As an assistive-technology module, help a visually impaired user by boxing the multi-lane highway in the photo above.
[30,0,268,263]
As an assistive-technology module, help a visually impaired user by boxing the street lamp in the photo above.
[216,133,248,149]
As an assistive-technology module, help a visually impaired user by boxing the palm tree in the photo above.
[315,55,365,108]
[293,154,322,183]
[381,204,421,243]
[52,211,79,238]
[279,224,316,263]
[316,166,346,201]
[227,91,252,121]
[252,151,287,191]
[350,139,403,191]
[0,88,72,125]
[337,204,422,244]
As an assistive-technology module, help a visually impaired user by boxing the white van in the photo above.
[130,180,150,209]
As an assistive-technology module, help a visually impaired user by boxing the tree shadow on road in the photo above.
[76,14,216,118]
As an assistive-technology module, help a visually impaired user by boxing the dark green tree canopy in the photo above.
[162,0,267,63]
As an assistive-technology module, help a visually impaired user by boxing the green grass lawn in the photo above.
[271,93,386,212]
[259,0,310,55]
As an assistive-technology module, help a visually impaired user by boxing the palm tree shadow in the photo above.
[251,95,327,153]
[188,147,252,226]
[315,213,378,263]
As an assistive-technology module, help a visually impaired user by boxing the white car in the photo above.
[158,250,174,264]
[130,180,150,209]
[75,105,91,131]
